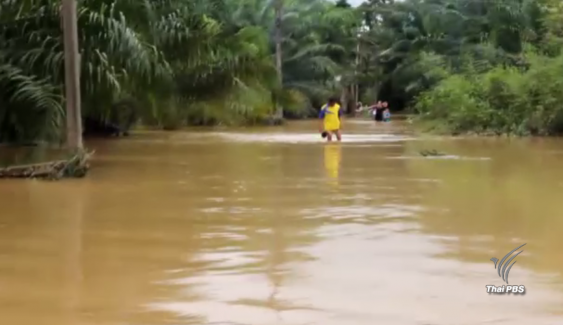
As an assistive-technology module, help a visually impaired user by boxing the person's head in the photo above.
[328,97,339,106]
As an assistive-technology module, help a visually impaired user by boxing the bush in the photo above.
[413,51,563,136]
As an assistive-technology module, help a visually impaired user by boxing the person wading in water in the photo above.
[382,102,391,122]
[318,97,343,142]
[373,101,391,122]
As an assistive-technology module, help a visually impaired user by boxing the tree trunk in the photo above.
[62,0,83,150]
[353,39,360,117]
[274,0,283,119]
[352,85,359,117]
[340,87,349,115]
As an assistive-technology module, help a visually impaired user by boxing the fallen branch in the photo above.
[0,150,94,180]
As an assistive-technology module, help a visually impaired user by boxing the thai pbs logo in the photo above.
[486,243,526,294]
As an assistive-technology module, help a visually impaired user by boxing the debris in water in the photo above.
[0,150,94,180]
[419,149,446,157]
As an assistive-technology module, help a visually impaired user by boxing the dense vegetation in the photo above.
[2,0,563,144]
[0,0,358,144]
[358,0,563,135]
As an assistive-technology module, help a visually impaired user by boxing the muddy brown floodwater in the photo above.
[1,120,563,325]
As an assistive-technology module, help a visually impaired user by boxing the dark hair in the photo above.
[328,97,339,105]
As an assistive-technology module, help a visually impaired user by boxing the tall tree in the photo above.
[274,0,284,119]
[61,0,83,150]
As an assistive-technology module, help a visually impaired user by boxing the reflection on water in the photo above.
[0,121,563,325]
[324,144,341,187]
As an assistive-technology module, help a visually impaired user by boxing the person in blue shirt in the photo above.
[382,102,391,122]
[383,109,391,122]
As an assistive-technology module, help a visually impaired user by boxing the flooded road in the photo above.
[1,120,563,325]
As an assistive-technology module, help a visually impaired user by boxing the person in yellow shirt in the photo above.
[318,97,343,142]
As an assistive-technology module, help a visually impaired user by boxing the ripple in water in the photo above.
[386,155,491,161]
[300,204,423,220]
[215,132,415,143]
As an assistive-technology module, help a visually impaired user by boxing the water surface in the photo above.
[1,120,562,325]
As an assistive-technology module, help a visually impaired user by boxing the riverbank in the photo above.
[411,115,563,138]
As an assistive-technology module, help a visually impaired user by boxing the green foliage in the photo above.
[414,52,563,135]
[357,0,563,135]
[0,62,64,143]
[0,0,358,142]
[6,0,563,140]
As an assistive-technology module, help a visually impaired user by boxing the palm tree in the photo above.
[0,0,285,141]
[0,0,361,144]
